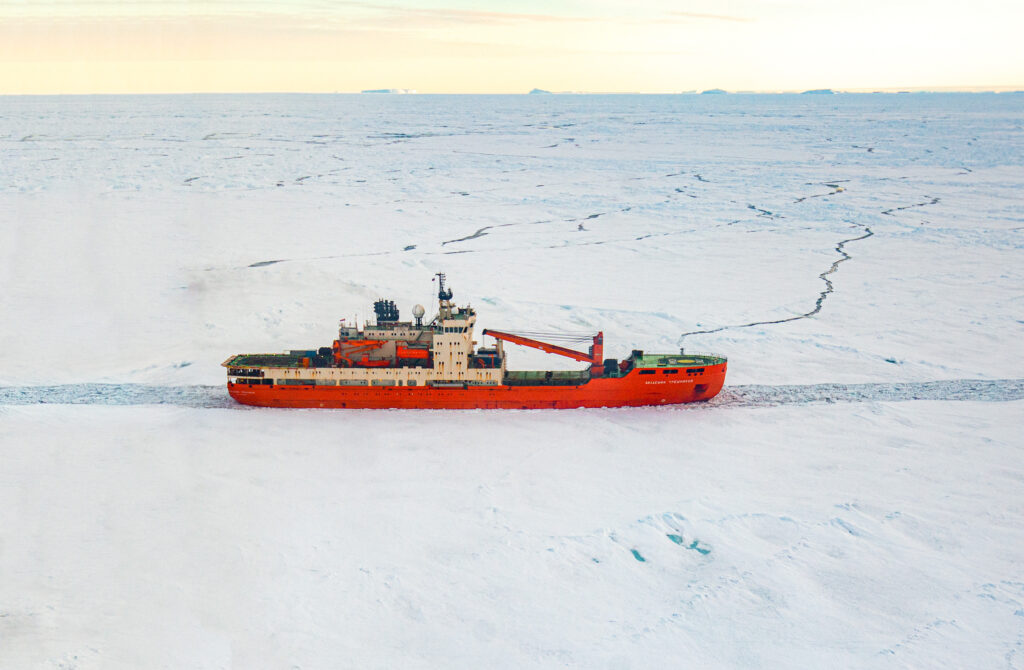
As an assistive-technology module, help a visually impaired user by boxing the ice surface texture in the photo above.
[1,93,1022,386]
[1,402,1021,669]
[1,93,1022,668]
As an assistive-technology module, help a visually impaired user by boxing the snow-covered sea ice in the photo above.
[1,92,1021,668]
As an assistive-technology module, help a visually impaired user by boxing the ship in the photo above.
[223,274,727,409]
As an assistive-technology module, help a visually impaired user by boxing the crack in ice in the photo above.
[882,196,940,216]
[680,221,873,340]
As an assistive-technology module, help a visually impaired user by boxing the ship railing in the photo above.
[678,352,728,362]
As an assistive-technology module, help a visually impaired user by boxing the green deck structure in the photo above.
[224,352,313,369]
[504,370,591,386]
[633,354,727,369]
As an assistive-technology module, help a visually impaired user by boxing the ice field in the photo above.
[1,93,1022,668]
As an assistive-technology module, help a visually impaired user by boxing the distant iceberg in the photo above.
[529,88,552,94]
[361,89,416,94]
[802,88,834,95]
[701,88,728,95]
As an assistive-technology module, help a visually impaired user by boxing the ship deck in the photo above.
[224,352,729,385]
[225,352,727,369]
[224,352,315,368]
[504,370,591,386]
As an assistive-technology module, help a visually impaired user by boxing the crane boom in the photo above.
[483,329,604,375]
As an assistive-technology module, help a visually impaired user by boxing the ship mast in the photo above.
[435,272,454,320]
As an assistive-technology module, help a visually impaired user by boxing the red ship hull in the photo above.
[227,362,727,409]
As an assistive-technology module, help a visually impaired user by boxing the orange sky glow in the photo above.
[1,1,1021,93]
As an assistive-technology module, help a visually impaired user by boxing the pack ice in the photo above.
[1,93,1021,669]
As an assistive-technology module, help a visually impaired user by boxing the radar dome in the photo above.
[412,304,426,318]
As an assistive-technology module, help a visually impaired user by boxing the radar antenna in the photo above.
[433,272,455,320]
[434,272,453,301]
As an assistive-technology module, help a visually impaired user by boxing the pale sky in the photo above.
[1,0,1021,93]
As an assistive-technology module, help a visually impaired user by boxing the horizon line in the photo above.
[2,86,1022,96]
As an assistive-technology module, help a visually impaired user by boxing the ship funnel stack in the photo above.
[373,299,400,325]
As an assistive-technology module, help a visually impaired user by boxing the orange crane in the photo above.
[332,339,389,367]
[482,330,604,377]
